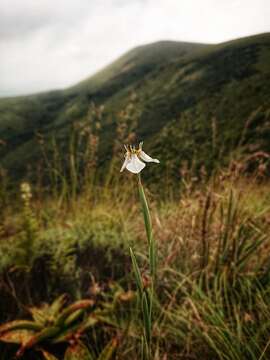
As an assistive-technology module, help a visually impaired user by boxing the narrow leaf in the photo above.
[142,292,151,344]
[97,338,118,360]
[138,182,152,245]
[75,315,99,335]
[50,294,68,317]
[0,329,35,345]
[56,300,94,326]
[149,238,157,279]
[64,309,84,327]
[129,247,143,296]
[0,320,42,334]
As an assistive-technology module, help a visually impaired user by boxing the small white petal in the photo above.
[126,154,145,174]
[139,150,160,163]
[120,155,129,172]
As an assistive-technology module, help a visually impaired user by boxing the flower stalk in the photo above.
[121,142,159,359]
[140,176,156,358]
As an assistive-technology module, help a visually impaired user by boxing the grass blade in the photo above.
[130,247,143,296]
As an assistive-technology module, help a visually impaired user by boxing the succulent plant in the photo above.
[0,294,114,359]
[0,282,137,359]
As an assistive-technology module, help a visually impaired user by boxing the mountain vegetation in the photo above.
[0,33,270,360]
[0,33,269,183]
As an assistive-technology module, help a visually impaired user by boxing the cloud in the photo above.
[0,0,269,96]
[0,0,93,38]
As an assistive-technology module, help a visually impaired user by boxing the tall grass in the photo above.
[0,101,270,358]
[1,172,270,358]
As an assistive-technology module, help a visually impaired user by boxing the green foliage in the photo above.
[1,34,270,185]
[17,183,38,267]
[130,176,157,358]
[1,33,270,358]
[129,248,144,296]
[0,175,270,358]
[0,296,96,358]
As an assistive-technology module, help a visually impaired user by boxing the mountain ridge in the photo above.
[0,33,270,182]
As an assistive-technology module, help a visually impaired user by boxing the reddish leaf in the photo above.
[0,329,34,345]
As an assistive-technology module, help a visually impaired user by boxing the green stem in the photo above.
[138,175,152,246]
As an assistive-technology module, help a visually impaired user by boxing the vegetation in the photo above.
[0,165,270,359]
[0,33,270,359]
[0,33,270,184]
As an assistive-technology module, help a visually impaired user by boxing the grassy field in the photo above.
[0,155,270,359]
[0,32,270,360]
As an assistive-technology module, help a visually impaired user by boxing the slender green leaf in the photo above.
[129,247,143,296]
[142,292,151,344]
[149,238,157,279]
[56,300,94,326]
[64,309,84,327]
[50,294,68,317]
[138,182,152,245]
[0,320,42,334]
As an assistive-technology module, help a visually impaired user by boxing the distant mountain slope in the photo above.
[68,40,209,94]
[0,33,270,181]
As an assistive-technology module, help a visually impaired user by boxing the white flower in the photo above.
[120,142,160,174]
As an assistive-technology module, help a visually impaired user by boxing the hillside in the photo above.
[69,40,208,94]
[0,33,270,182]
[1,34,270,360]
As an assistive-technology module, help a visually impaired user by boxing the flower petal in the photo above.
[120,155,129,172]
[126,154,145,174]
[139,150,160,163]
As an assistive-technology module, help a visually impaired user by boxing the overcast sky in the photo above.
[0,0,269,97]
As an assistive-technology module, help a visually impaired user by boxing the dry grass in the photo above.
[0,171,270,359]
